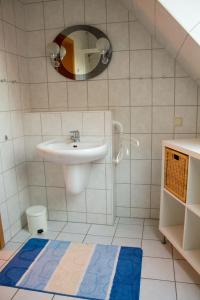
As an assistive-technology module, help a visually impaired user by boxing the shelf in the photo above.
[160,225,200,274]
[187,204,200,218]
[159,225,183,250]
[184,249,200,274]
[163,188,186,207]
[160,141,200,275]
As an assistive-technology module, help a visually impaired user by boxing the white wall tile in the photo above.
[25,2,44,30]
[27,30,45,57]
[153,49,174,78]
[13,137,25,165]
[83,112,104,135]
[7,194,20,225]
[0,141,15,171]
[129,21,151,50]
[48,82,68,109]
[47,187,66,211]
[24,113,41,136]
[29,57,47,83]
[153,107,174,133]
[0,112,12,142]
[175,106,197,133]
[130,50,151,78]
[117,206,131,217]
[27,162,45,186]
[63,0,84,26]
[0,174,6,204]
[16,163,28,191]
[130,79,152,106]
[108,51,129,79]
[107,0,128,23]
[112,107,130,133]
[116,184,130,207]
[4,23,17,54]
[152,134,173,159]
[88,164,106,189]
[3,168,18,198]
[151,185,161,209]
[85,0,106,24]
[116,160,130,183]
[109,79,129,107]
[153,78,174,106]
[86,189,107,214]
[131,107,151,133]
[175,78,197,106]
[131,160,151,184]
[0,83,9,111]
[25,136,42,161]
[44,0,64,29]
[61,112,83,135]
[11,111,23,138]
[131,134,151,159]
[41,113,62,135]
[107,23,129,51]
[151,160,162,185]
[68,82,87,109]
[88,80,108,108]
[2,0,15,25]
[87,213,106,224]
[45,162,65,187]
[67,192,86,212]
[29,186,47,207]
[131,184,150,208]
[131,207,150,218]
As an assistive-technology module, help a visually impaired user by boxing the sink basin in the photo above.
[37,138,108,195]
[37,139,108,165]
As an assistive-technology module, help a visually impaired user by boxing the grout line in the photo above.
[10,288,19,300]
[172,258,178,300]
[111,216,120,244]
[82,223,92,243]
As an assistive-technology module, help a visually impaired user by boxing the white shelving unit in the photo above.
[159,139,200,275]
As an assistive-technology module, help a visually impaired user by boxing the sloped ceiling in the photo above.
[120,0,200,85]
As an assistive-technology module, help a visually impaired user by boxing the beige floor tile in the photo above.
[56,232,85,242]
[62,223,90,234]
[142,239,172,258]
[13,290,53,300]
[142,257,174,281]
[140,279,176,300]
[176,282,200,300]
[115,224,143,239]
[112,237,142,247]
[84,234,112,245]
[174,260,200,284]
[0,286,18,300]
[143,225,162,240]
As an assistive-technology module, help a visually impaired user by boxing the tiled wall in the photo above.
[24,111,114,225]
[0,0,30,242]
[22,0,200,220]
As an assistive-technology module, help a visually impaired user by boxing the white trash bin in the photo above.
[26,205,47,235]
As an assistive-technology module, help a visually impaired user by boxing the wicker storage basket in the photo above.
[164,147,188,202]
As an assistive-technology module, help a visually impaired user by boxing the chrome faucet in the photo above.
[70,130,80,143]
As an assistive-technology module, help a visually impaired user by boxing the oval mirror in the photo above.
[47,25,112,80]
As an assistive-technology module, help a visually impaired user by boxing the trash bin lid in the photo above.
[26,205,47,217]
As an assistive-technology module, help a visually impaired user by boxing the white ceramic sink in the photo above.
[37,139,108,165]
[37,139,108,195]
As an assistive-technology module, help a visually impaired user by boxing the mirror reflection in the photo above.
[47,25,112,80]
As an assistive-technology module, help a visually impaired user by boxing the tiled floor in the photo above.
[0,217,200,300]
